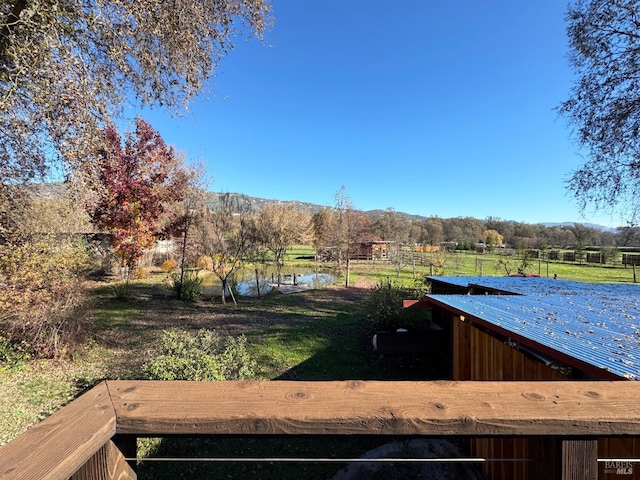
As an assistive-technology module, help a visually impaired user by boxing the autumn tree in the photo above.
[483,229,504,252]
[566,223,596,248]
[311,208,336,258]
[421,217,444,247]
[560,0,640,221]
[372,208,409,243]
[0,0,270,191]
[86,118,191,285]
[196,194,258,304]
[255,202,312,284]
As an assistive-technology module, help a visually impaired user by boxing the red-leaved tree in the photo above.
[87,117,189,284]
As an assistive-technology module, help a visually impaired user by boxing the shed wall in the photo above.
[451,313,640,480]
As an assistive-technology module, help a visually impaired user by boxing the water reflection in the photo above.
[200,268,337,297]
[237,272,336,296]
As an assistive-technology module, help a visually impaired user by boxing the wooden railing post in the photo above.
[561,439,597,480]
[70,437,136,480]
[113,435,138,474]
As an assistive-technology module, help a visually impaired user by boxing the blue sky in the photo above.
[136,1,622,228]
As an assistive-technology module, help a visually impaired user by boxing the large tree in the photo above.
[560,0,640,221]
[87,118,190,282]
[372,208,409,243]
[0,0,270,186]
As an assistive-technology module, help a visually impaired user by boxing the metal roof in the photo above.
[426,275,640,296]
[426,278,640,380]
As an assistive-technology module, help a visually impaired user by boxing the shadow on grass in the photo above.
[134,284,451,479]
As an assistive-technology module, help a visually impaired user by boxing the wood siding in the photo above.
[451,313,640,480]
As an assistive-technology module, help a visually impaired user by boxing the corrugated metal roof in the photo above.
[427,276,473,287]
[427,275,640,297]
[427,279,640,380]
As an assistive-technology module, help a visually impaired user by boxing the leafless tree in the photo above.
[255,202,312,284]
[195,194,258,304]
[560,0,640,221]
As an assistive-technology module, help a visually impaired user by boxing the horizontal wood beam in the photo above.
[0,381,116,480]
[3,379,640,480]
[109,380,640,437]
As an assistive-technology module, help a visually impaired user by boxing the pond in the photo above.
[200,267,337,297]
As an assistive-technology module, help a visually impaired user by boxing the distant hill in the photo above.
[25,181,69,201]
[202,191,330,216]
[542,222,618,234]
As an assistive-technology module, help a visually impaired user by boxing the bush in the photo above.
[108,279,133,299]
[196,255,213,271]
[364,281,431,333]
[160,259,178,272]
[172,269,202,301]
[0,335,30,372]
[143,329,256,381]
[0,239,92,358]
[132,266,150,279]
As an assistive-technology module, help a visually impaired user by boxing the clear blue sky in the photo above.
[136,0,622,228]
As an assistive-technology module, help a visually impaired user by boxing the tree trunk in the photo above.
[345,255,350,288]
[220,278,227,304]
[177,225,189,299]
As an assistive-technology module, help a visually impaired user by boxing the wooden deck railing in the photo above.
[1,380,640,479]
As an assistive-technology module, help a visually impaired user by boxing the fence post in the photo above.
[561,438,597,480]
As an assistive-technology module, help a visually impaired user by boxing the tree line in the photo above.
[367,211,640,250]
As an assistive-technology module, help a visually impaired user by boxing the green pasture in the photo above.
[441,251,639,284]
[347,250,639,286]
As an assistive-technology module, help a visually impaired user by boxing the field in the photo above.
[1,247,638,477]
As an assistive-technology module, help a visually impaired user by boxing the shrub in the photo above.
[132,266,150,279]
[0,335,30,372]
[172,269,202,301]
[143,329,256,381]
[364,281,431,333]
[110,281,131,299]
[160,259,178,272]
[196,255,213,271]
[0,238,92,358]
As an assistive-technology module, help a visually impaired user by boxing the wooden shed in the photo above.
[409,276,640,480]
[353,241,390,260]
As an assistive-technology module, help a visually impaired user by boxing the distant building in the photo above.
[352,241,390,260]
